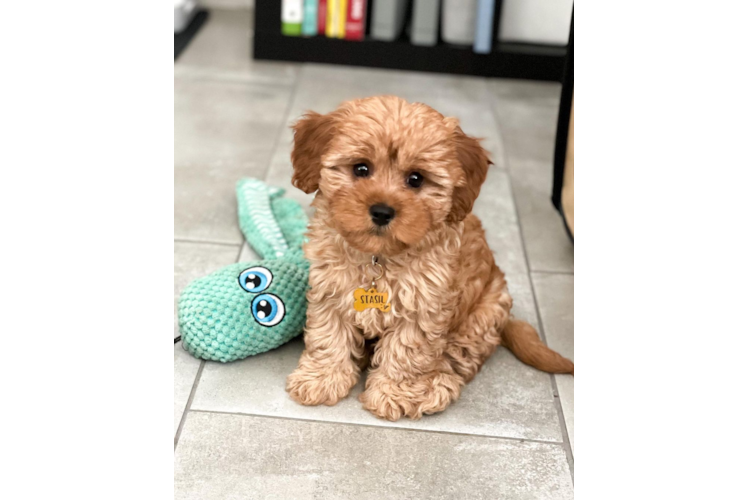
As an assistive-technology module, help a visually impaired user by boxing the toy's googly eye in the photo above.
[251,294,285,327]
[239,267,273,293]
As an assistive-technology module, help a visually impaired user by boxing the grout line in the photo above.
[187,408,565,446]
[235,243,245,263]
[488,100,575,482]
[479,79,511,173]
[174,360,206,451]
[531,269,574,276]
[261,64,304,183]
[174,238,242,247]
[529,271,575,481]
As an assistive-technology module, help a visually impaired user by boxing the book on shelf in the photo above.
[499,0,573,45]
[302,0,319,36]
[371,0,409,41]
[318,0,328,34]
[326,0,347,38]
[281,0,304,36]
[338,0,349,37]
[344,0,367,40]
[473,0,496,53]
[441,0,476,45]
[411,0,440,47]
[326,0,338,37]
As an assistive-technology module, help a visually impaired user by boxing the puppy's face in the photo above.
[291,96,489,256]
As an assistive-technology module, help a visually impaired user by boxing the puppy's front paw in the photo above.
[359,384,407,421]
[360,372,462,421]
[286,366,357,406]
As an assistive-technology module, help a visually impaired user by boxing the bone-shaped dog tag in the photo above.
[353,287,391,312]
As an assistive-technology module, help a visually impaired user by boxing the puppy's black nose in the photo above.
[369,203,396,226]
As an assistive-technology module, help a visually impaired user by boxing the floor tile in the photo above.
[294,65,494,118]
[487,79,562,104]
[174,241,240,338]
[472,166,529,277]
[237,242,260,263]
[173,240,239,435]
[175,344,202,435]
[506,270,541,331]
[200,0,253,9]
[175,160,266,244]
[175,9,299,86]
[470,166,540,332]
[191,335,561,441]
[487,80,573,273]
[175,76,292,167]
[532,272,574,453]
[495,99,558,164]
[174,76,293,242]
[510,158,574,273]
[175,411,573,500]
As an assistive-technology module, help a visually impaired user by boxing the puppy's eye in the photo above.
[251,294,286,327]
[238,266,273,293]
[353,163,370,178]
[407,172,424,188]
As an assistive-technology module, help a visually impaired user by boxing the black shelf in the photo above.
[253,0,567,82]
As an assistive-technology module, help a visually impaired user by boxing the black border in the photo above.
[551,10,574,240]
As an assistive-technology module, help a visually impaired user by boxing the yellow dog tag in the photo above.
[353,287,391,312]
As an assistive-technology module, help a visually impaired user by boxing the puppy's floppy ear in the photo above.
[291,111,337,194]
[447,126,491,222]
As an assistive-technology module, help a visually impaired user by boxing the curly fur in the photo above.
[286,96,573,421]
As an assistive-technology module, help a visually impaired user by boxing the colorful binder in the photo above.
[441,0,476,45]
[281,0,303,36]
[473,0,496,53]
[371,0,409,41]
[326,0,341,37]
[318,0,328,34]
[411,0,440,47]
[302,0,319,36]
[345,0,367,40]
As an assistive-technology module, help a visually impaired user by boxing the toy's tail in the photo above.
[501,319,574,375]
[236,179,308,260]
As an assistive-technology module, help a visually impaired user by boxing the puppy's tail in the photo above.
[501,319,574,375]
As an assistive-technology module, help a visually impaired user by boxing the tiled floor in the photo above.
[174,9,574,499]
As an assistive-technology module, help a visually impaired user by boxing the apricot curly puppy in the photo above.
[286,96,573,421]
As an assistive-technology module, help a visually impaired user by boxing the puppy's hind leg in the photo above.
[445,266,511,383]
[447,266,574,378]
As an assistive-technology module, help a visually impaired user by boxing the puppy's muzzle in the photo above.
[369,203,396,226]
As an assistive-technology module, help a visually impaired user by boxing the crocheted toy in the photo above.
[178,179,310,362]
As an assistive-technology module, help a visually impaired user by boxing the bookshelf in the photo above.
[253,0,567,82]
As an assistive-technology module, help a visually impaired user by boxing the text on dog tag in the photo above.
[353,287,391,312]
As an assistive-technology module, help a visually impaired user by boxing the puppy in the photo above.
[286,96,573,421]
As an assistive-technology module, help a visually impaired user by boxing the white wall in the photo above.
[499,0,573,45]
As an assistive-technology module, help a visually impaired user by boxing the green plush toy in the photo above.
[178,179,310,362]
